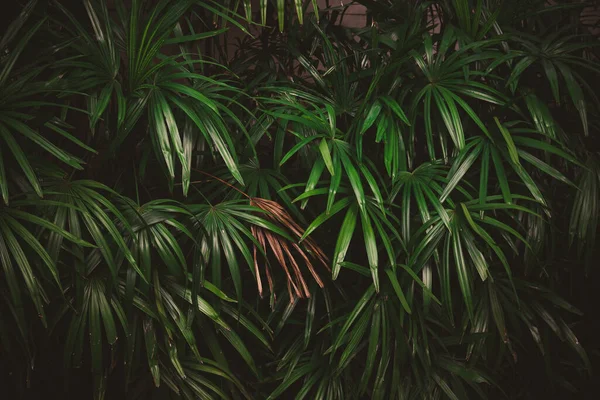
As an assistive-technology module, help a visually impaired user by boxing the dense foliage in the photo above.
[1,0,599,398]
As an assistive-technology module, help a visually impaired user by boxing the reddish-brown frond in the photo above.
[249,197,329,303]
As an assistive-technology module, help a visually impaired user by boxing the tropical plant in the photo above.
[1,0,599,399]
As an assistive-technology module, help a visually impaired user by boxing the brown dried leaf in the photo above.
[249,197,329,303]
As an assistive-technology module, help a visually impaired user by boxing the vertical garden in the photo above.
[1,0,599,398]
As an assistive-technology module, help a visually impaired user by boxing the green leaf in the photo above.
[165,28,229,44]
[332,204,358,279]
[556,61,588,136]
[143,318,160,387]
[440,140,483,202]
[361,211,379,291]
[385,269,411,314]
[494,117,520,166]
[452,219,474,321]
[332,285,376,354]
[301,198,351,241]
[280,135,322,166]
[361,101,383,134]
[318,139,335,176]
[339,149,366,212]
[380,96,410,125]
[490,146,512,204]
[169,95,244,185]
[0,123,42,197]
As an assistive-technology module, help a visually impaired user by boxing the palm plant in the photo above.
[1,0,599,399]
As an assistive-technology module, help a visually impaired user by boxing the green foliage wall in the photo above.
[1,0,599,398]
